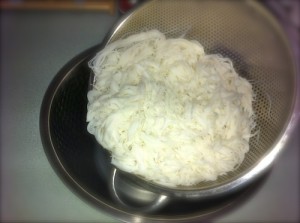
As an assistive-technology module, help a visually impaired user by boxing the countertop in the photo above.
[1,3,299,223]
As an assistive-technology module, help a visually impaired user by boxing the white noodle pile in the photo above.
[87,30,255,187]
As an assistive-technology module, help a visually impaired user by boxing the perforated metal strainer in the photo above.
[96,0,299,209]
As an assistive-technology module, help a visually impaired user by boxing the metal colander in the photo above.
[100,0,298,198]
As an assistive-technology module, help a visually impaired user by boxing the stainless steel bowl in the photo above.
[40,0,299,221]
[40,44,273,222]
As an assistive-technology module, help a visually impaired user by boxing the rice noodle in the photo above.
[87,30,255,187]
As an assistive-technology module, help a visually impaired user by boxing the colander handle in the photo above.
[109,167,170,213]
